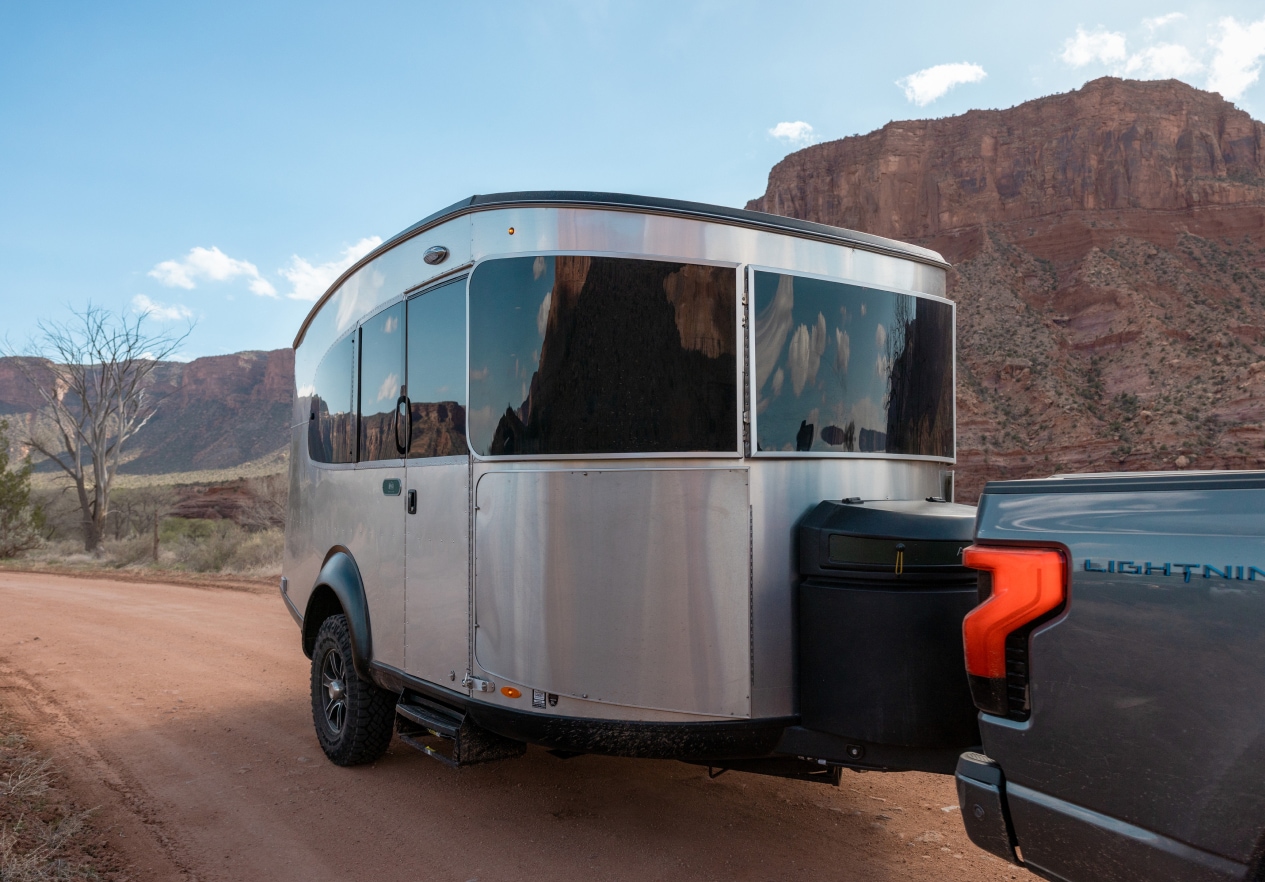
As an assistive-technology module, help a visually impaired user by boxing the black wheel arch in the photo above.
[301,547,374,680]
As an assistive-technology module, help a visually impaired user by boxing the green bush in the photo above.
[0,419,42,558]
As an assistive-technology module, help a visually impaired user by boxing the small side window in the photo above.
[358,302,406,462]
[406,279,467,458]
[308,335,356,464]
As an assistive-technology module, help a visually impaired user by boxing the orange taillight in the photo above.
[962,545,1066,679]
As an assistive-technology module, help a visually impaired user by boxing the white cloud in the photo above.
[1125,43,1203,79]
[897,62,987,106]
[850,396,885,433]
[282,237,382,301]
[139,349,193,363]
[537,290,552,337]
[834,327,850,372]
[768,121,817,147]
[754,274,794,391]
[875,323,889,379]
[131,294,193,322]
[374,372,400,407]
[788,313,827,396]
[149,246,277,297]
[1207,16,1265,100]
[1058,22,1203,83]
[1144,13,1184,32]
[1060,27,1128,67]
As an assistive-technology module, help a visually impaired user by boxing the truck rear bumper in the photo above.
[956,752,1247,882]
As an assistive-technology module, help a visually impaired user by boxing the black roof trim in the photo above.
[981,471,1265,495]
[293,191,949,349]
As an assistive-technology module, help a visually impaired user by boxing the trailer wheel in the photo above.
[310,614,394,765]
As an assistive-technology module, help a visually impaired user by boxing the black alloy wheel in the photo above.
[309,614,395,765]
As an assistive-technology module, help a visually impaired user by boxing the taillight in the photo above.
[961,545,1067,717]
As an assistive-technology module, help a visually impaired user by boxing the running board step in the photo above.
[395,697,525,768]
[397,700,461,739]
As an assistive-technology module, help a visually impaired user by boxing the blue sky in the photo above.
[3,1,1264,360]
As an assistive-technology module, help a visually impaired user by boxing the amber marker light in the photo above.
[507,226,515,235]
[501,686,522,699]
[961,545,1066,716]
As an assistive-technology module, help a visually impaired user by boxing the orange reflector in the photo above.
[962,546,1066,680]
[500,686,522,699]
[507,227,515,235]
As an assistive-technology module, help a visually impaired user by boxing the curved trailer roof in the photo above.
[294,191,950,349]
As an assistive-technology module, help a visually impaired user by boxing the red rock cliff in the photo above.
[0,349,293,475]
[749,77,1265,501]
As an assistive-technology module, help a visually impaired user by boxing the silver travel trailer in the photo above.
[282,192,978,781]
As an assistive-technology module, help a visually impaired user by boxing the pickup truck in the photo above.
[955,471,1265,882]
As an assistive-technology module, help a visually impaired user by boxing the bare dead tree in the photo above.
[5,305,191,552]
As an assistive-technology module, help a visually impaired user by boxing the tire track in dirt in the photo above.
[0,657,197,880]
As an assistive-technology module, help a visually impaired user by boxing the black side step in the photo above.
[395,695,525,767]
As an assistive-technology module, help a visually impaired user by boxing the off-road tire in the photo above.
[310,614,395,765]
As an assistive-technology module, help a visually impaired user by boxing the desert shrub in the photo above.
[106,533,156,568]
[169,520,241,572]
[26,487,81,542]
[223,528,284,574]
[0,420,41,558]
[160,517,216,543]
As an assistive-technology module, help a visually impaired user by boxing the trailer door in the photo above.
[403,279,471,688]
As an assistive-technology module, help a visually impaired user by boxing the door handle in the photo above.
[407,489,417,515]
[394,394,411,456]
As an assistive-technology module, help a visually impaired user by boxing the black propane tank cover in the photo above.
[796,498,981,752]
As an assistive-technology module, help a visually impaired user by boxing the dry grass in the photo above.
[16,525,283,579]
[0,711,125,881]
[28,448,288,492]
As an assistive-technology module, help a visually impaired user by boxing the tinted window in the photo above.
[308,335,356,464]
[753,271,953,457]
[406,279,467,458]
[469,255,737,456]
[358,302,406,461]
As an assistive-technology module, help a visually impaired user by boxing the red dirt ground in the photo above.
[0,571,1021,881]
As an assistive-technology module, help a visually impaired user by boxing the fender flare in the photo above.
[303,549,374,680]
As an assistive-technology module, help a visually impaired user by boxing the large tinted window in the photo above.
[469,255,737,456]
[752,271,953,458]
[359,302,406,461]
[308,335,357,463]
[406,279,467,458]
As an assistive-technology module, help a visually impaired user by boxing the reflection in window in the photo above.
[469,255,737,456]
[308,335,356,464]
[405,279,467,458]
[752,271,953,458]
[359,302,406,461]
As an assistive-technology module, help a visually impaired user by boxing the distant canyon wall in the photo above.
[749,78,1265,501]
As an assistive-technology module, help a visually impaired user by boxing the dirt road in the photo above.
[0,571,1018,881]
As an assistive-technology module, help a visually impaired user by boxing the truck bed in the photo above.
[958,471,1265,882]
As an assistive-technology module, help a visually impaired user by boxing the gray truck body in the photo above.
[958,471,1265,881]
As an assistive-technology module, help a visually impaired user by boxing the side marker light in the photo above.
[501,686,522,699]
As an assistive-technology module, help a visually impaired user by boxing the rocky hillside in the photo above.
[0,349,293,475]
[748,77,1265,501]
